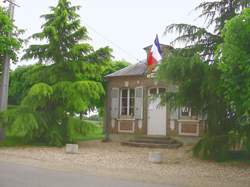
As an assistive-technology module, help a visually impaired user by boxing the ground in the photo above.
[0,162,169,187]
[0,141,249,187]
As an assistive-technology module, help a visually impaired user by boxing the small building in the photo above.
[104,45,206,141]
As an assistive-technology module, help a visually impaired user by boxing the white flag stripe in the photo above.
[151,43,162,61]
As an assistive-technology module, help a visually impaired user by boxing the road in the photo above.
[0,162,174,187]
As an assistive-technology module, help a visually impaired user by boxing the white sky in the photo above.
[3,0,206,66]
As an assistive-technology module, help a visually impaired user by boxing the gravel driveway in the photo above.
[0,141,249,187]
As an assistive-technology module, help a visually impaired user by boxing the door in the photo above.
[147,88,166,136]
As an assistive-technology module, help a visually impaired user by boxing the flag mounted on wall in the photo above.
[147,35,162,72]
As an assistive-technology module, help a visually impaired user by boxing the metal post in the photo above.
[0,0,15,112]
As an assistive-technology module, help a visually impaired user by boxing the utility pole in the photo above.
[0,0,16,112]
[0,0,18,140]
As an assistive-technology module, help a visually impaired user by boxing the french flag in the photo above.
[147,35,162,68]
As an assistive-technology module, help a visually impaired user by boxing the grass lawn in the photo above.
[74,120,104,142]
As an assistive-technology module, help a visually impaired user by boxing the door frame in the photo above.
[147,87,167,136]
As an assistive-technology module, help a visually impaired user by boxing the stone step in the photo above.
[134,136,172,141]
[121,141,182,149]
[129,139,177,144]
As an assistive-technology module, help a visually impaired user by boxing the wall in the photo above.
[105,75,206,138]
[106,75,167,136]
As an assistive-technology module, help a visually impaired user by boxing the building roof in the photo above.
[105,60,147,78]
[105,43,174,78]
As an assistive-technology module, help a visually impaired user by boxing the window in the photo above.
[149,88,157,96]
[181,107,191,117]
[120,88,135,116]
[180,107,197,118]
[148,87,166,96]
[159,88,166,94]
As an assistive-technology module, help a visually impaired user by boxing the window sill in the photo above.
[178,119,200,123]
[117,118,135,121]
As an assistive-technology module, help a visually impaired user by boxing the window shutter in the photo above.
[135,87,143,119]
[170,107,179,120]
[111,88,119,119]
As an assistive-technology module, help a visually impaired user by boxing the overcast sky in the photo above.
[3,0,205,66]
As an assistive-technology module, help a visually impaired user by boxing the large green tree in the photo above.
[218,8,250,152]
[158,0,250,161]
[1,0,124,146]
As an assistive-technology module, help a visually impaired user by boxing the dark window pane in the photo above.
[122,89,128,97]
[149,88,157,95]
[129,107,134,116]
[121,89,128,115]
[159,88,166,94]
[130,89,135,97]
[181,107,190,116]
[122,98,127,106]
[121,107,127,115]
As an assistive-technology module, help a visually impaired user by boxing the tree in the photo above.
[165,0,250,61]
[0,7,22,77]
[158,51,237,161]
[0,0,113,146]
[218,8,250,153]
[0,6,22,110]
[2,0,130,146]
[22,0,92,64]
[158,1,250,161]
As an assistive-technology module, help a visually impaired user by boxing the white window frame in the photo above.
[119,88,135,117]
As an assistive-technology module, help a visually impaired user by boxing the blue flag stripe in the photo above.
[154,35,162,55]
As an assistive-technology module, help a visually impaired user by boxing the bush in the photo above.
[193,135,231,162]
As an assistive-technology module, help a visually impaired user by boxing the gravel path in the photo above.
[0,141,249,187]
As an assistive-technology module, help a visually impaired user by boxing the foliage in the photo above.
[218,8,250,154]
[158,53,236,150]
[193,135,230,161]
[9,64,44,105]
[2,0,129,146]
[0,0,101,146]
[8,59,129,106]
[164,0,250,61]
[22,0,92,64]
[86,114,100,121]
[159,1,250,161]
[0,121,103,147]
[0,7,22,78]
[2,80,104,146]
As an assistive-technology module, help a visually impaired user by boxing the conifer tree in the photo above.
[158,1,250,160]
[165,0,250,61]
[1,0,113,146]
